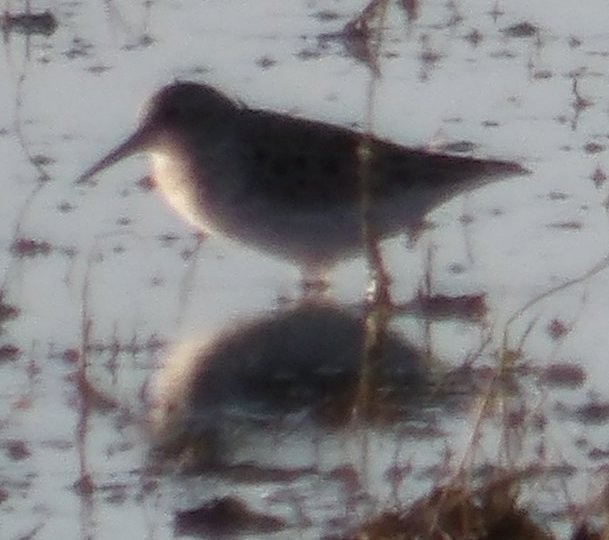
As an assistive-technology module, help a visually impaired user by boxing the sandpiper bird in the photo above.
[78,82,529,280]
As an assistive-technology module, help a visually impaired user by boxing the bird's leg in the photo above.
[366,259,392,306]
[300,266,330,297]
[356,131,394,307]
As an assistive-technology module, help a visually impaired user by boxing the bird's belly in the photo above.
[220,196,416,270]
[151,152,421,269]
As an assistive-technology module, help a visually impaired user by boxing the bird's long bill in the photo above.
[76,124,154,184]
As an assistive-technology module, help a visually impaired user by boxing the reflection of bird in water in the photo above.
[146,302,468,468]
[78,82,529,285]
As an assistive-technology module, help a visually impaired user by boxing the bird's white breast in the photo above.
[151,152,213,232]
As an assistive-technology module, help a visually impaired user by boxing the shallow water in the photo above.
[2,0,609,538]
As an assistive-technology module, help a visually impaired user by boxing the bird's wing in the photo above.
[236,108,528,209]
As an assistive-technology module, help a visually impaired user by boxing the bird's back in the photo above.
[233,107,527,211]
